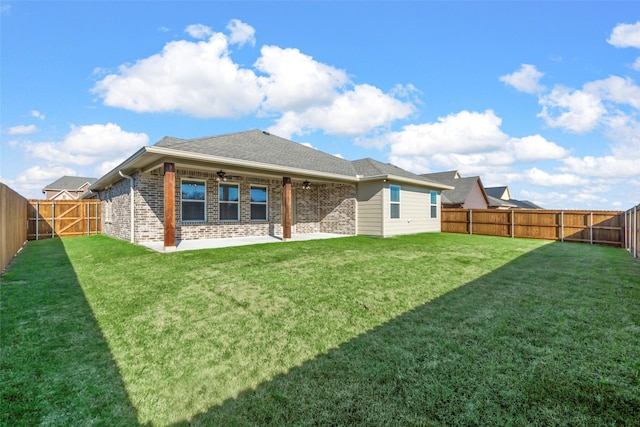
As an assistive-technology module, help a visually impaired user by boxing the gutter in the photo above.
[119,171,135,243]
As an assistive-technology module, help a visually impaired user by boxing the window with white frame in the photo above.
[250,185,268,221]
[430,190,438,219]
[219,183,239,221]
[181,179,206,222]
[390,185,400,219]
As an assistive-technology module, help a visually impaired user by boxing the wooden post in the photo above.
[282,177,292,240]
[35,201,39,241]
[51,202,55,238]
[469,209,473,235]
[561,210,564,242]
[590,211,593,245]
[511,210,515,238]
[164,162,176,250]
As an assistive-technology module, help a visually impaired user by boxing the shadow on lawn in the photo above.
[174,241,639,426]
[0,238,142,426]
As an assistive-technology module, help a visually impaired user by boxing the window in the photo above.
[250,186,268,221]
[181,180,206,222]
[219,183,239,221]
[430,190,438,219]
[390,185,400,219]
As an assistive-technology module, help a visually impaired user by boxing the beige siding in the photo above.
[356,181,383,236]
[383,184,441,237]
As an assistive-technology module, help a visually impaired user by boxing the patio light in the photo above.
[303,180,311,189]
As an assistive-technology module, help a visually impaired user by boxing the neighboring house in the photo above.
[43,176,97,200]
[485,186,543,209]
[420,170,490,209]
[86,130,453,250]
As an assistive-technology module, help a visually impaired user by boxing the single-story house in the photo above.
[420,170,490,209]
[485,186,543,209]
[43,176,97,200]
[86,130,453,250]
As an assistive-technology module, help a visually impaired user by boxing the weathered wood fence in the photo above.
[624,204,639,258]
[1,183,28,271]
[442,208,625,247]
[27,200,101,240]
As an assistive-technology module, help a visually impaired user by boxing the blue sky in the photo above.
[1,1,639,209]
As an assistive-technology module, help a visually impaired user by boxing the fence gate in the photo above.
[27,200,101,240]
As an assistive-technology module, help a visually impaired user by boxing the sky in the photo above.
[1,1,639,209]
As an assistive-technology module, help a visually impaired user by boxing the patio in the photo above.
[139,233,349,252]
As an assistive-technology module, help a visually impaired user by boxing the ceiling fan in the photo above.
[216,170,241,181]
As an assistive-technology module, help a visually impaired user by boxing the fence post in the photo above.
[95,201,99,235]
[35,201,39,241]
[51,202,55,238]
[633,206,638,258]
[87,202,90,236]
[561,210,564,242]
[469,209,473,235]
[590,211,593,245]
[511,210,515,238]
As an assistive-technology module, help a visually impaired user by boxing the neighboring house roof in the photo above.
[508,199,544,209]
[487,195,518,209]
[485,186,511,200]
[43,176,97,192]
[89,130,454,193]
[420,172,490,207]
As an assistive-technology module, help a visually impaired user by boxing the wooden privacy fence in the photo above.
[27,200,101,240]
[624,204,639,258]
[442,208,625,247]
[1,183,28,271]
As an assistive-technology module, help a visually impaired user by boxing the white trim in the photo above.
[218,182,240,222]
[250,185,268,222]
[390,184,401,219]
[181,178,207,223]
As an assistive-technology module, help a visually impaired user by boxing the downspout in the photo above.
[119,171,135,243]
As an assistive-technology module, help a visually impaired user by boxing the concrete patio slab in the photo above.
[139,233,350,252]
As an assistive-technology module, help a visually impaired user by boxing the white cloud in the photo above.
[23,123,148,166]
[499,64,545,94]
[385,110,509,157]
[509,135,568,162]
[185,24,215,39]
[30,110,45,120]
[383,110,568,182]
[633,57,640,71]
[226,19,255,47]
[537,85,606,133]
[8,164,78,197]
[607,21,640,48]
[93,24,263,118]
[561,155,640,179]
[584,76,640,109]
[256,45,348,112]
[8,125,37,135]
[268,84,415,138]
[94,20,413,139]
[524,167,589,187]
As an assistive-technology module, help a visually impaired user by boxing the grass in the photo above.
[1,233,639,426]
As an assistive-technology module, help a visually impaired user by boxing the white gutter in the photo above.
[119,171,135,243]
[358,174,455,191]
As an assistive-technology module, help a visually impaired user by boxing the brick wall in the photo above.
[100,166,357,243]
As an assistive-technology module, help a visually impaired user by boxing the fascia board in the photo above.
[358,174,455,190]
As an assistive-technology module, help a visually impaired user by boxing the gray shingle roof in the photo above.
[485,186,509,199]
[420,173,486,206]
[155,129,357,177]
[44,176,97,191]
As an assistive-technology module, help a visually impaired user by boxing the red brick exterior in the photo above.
[100,167,356,243]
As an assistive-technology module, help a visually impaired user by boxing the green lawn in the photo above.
[1,233,639,426]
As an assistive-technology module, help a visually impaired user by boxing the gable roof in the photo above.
[420,173,489,206]
[89,130,453,192]
[43,176,97,191]
[485,186,510,200]
[155,130,357,178]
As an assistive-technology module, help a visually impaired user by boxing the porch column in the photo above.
[164,162,176,250]
[282,177,292,240]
